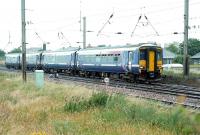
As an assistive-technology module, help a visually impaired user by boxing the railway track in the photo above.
[54,74,200,109]
[57,73,200,99]
[1,67,200,109]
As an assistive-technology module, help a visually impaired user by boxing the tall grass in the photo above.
[163,70,200,79]
[64,92,109,112]
[0,72,199,135]
[64,92,200,135]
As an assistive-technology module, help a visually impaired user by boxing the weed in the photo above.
[88,92,109,107]
[64,92,110,113]
[0,93,18,104]
[53,120,76,134]
[0,103,11,134]
[37,110,48,124]
[0,72,200,135]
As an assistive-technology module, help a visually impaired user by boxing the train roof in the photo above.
[5,53,21,56]
[26,52,41,56]
[79,43,159,51]
[78,43,160,55]
[42,50,77,55]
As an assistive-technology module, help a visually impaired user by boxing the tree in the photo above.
[165,42,180,54]
[173,55,183,64]
[0,49,5,58]
[179,38,200,56]
[8,47,22,53]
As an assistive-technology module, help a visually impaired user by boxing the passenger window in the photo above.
[140,50,146,60]
[157,51,162,60]
[114,57,118,62]
[128,52,133,62]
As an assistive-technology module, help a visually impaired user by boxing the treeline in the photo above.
[165,38,200,64]
[0,47,22,59]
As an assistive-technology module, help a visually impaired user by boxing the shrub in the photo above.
[64,97,88,112]
[88,92,109,107]
[64,92,110,113]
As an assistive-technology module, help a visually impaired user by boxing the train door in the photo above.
[40,53,44,70]
[71,53,74,68]
[36,55,39,69]
[73,52,77,69]
[18,54,21,69]
[139,49,146,69]
[128,51,133,71]
[148,50,155,72]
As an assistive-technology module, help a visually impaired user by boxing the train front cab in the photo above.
[139,46,162,81]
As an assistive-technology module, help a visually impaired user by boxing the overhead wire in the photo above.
[24,0,200,45]
[97,12,114,36]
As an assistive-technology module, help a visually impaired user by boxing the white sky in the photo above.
[0,0,200,51]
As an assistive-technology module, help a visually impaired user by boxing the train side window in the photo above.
[128,52,133,62]
[140,50,146,60]
[96,57,101,63]
[114,56,118,62]
[157,51,162,60]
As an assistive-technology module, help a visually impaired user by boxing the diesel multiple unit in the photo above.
[5,43,163,81]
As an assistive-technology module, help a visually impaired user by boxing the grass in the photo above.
[163,70,200,87]
[0,59,5,66]
[0,71,199,135]
[190,64,200,68]
[163,69,200,79]
[64,92,109,112]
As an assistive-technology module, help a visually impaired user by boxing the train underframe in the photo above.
[8,65,162,82]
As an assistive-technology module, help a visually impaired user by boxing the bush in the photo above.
[63,92,200,134]
[64,96,88,112]
[64,92,109,113]
[88,92,109,107]
[98,100,199,134]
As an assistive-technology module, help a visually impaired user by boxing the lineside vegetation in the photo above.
[0,72,199,135]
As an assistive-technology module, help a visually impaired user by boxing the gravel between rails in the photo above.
[46,74,200,111]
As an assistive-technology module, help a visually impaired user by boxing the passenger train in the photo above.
[5,43,163,81]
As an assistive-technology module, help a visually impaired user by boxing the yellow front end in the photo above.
[139,60,146,69]
[139,46,162,80]
[149,51,155,72]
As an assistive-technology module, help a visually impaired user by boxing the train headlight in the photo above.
[139,66,144,69]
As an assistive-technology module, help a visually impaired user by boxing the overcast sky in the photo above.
[0,0,200,51]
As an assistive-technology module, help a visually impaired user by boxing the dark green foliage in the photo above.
[166,39,200,57]
[88,92,109,107]
[64,92,109,113]
[8,47,22,53]
[64,96,89,112]
[166,42,180,54]
[64,92,200,134]
[0,49,5,58]
[101,102,199,134]
[173,55,183,64]
[180,38,200,56]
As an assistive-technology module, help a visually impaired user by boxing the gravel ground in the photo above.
[47,76,200,110]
